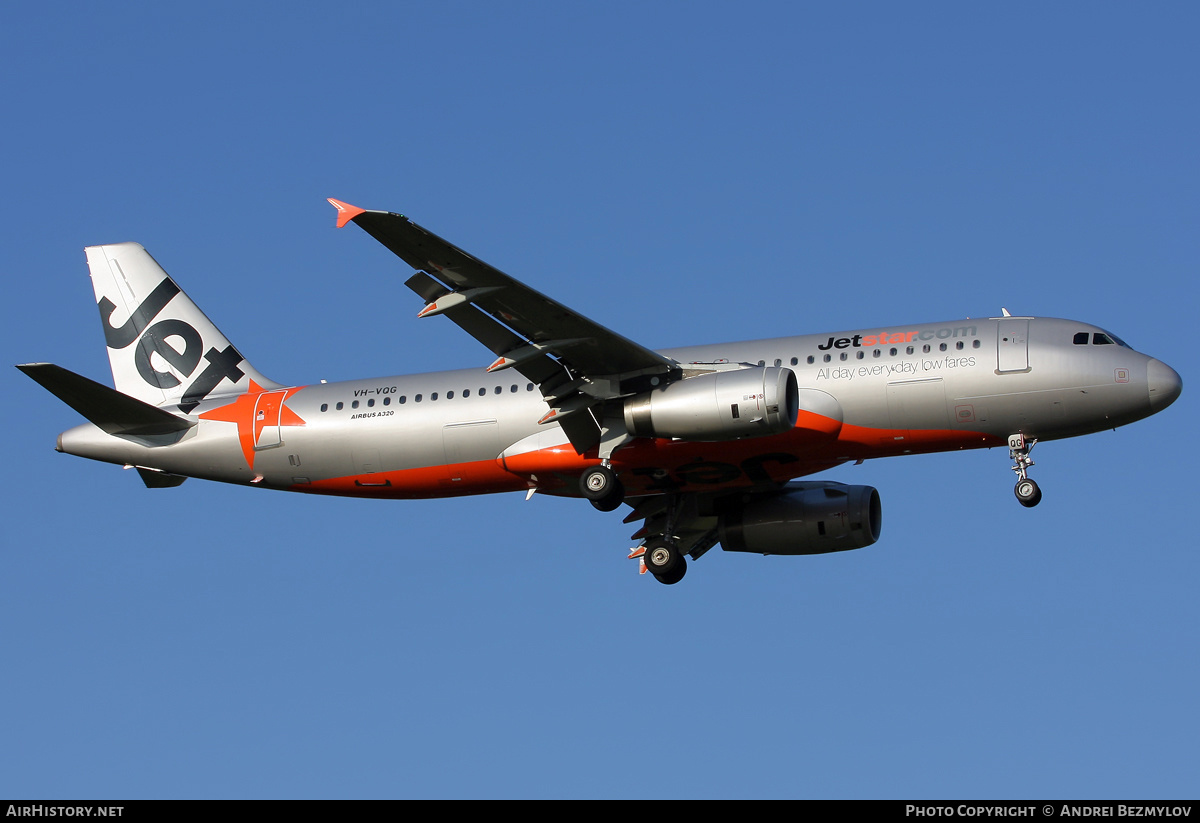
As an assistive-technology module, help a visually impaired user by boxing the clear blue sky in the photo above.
[2,2,1196,799]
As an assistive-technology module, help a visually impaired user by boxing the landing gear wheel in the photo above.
[591,496,623,512]
[654,558,687,585]
[581,466,624,512]
[643,539,682,577]
[1014,478,1042,508]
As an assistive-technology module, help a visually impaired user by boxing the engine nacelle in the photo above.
[623,367,799,441]
[719,482,882,556]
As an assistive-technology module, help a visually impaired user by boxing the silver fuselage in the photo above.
[56,315,1179,500]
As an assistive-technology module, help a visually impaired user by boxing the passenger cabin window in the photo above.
[336,401,344,410]
[320,403,328,412]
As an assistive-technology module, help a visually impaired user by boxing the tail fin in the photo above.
[86,243,278,412]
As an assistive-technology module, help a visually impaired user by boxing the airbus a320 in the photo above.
[19,199,1183,584]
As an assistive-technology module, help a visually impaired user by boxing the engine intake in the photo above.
[719,482,882,555]
[624,366,799,441]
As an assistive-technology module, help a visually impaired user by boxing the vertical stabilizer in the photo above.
[86,243,279,411]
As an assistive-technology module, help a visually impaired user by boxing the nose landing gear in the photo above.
[1009,434,1042,508]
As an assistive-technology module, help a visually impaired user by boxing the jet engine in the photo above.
[623,366,799,441]
[718,482,882,555]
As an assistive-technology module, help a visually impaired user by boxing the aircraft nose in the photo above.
[1147,359,1182,412]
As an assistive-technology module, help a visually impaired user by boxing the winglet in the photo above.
[327,198,366,229]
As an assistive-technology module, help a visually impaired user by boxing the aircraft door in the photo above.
[886,379,949,442]
[997,319,1030,373]
[253,389,290,450]
[443,420,501,467]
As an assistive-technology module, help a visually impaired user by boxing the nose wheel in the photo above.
[1014,477,1042,507]
[1009,434,1042,508]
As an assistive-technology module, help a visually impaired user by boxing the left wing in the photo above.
[329,199,680,453]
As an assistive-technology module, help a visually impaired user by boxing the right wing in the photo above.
[330,199,681,453]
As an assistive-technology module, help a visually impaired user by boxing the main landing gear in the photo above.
[628,495,695,585]
[642,538,687,585]
[1009,433,1042,508]
[580,463,625,512]
[583,469,690,585]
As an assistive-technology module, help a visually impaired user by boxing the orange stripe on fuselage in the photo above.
[297,457,528,499]
[290,410,1001,500]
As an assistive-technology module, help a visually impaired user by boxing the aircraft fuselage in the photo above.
[56,315,1173,500]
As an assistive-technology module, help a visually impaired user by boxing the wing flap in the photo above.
[624,494,722,562]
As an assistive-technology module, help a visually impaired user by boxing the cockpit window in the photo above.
[1076,330,1131,348]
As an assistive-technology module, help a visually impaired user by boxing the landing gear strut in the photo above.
[580,464,625,512]
[1009,434,1042,508]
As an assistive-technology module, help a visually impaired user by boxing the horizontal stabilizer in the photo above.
[136,467,188,488]
[16,363,195,436]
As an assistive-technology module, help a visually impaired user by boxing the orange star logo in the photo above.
[200,380,307,469]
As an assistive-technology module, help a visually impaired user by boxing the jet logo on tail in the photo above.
[88,243,268,411]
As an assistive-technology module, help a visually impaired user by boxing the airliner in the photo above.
[18,199,1183,584]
